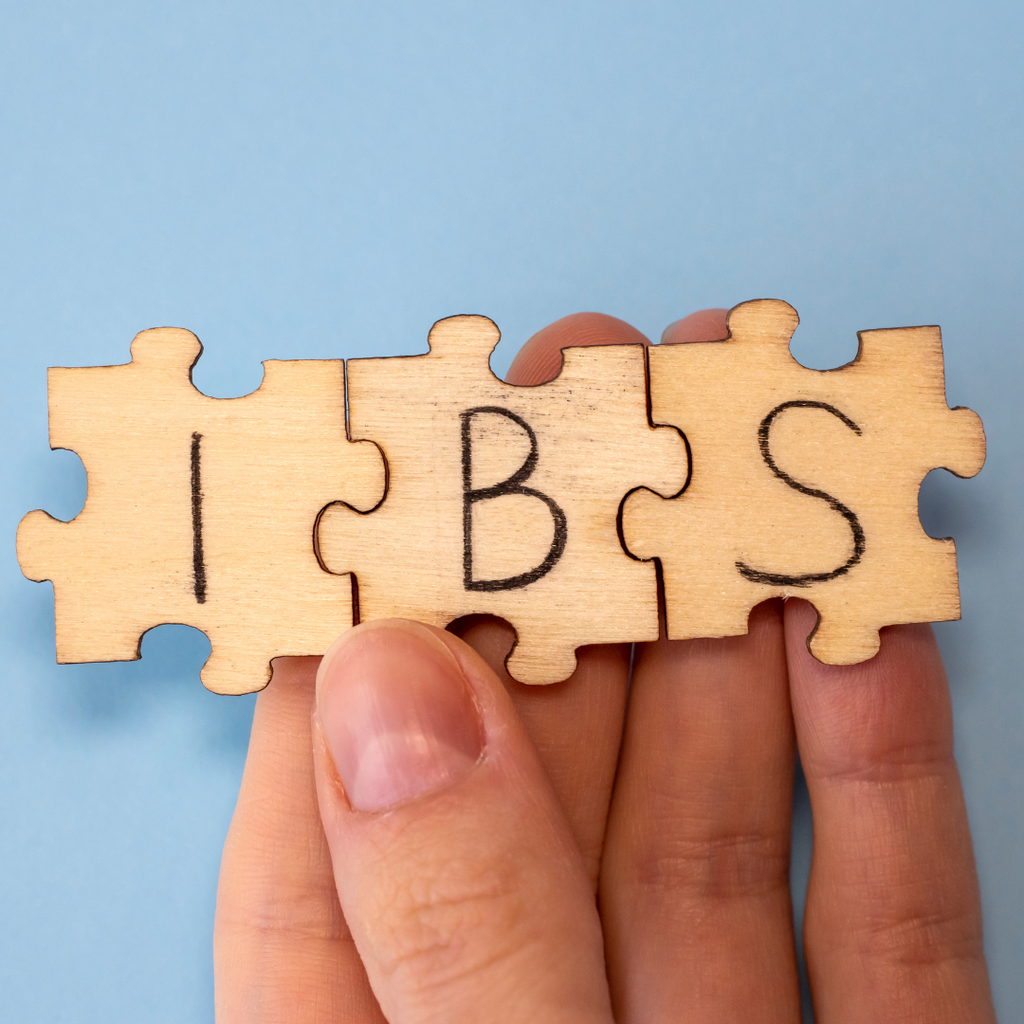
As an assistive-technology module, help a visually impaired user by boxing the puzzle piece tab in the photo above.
[17,328,386,694]
[621,299,986,664]
[316,315,689,684]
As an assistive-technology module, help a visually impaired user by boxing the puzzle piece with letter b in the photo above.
[316,314,690,684]
[16,327,386,694]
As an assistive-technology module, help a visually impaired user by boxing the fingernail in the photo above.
[316,621,484,812]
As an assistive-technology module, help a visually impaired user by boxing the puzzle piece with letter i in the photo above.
[316,314,690,684]
[16,328,386,694]
[620,298,987,664]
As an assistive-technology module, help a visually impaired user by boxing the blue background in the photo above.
[1,1,1021,1019]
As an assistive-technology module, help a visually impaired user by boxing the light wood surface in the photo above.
[316,314,689,683]
[17,302,986,687]
[17,328,386,694]
[621,299,987,663]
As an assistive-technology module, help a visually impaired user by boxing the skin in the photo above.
[214,310,996,1023]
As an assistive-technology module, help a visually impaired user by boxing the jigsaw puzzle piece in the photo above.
[317,314,689,684]
[621,299,986,664]
[17,327,386,694]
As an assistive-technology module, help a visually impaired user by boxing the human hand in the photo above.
[213,312,996,1023]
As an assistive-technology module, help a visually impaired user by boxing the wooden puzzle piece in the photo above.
[621,299,986,664]
[316,315,689,684]
[17,328,386,694]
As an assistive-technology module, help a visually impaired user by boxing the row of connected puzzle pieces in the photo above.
[16,300,986,694]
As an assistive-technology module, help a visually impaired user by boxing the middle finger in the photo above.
[599,305,800,1023]
[453,311,655,885]
[600,601,801,1023]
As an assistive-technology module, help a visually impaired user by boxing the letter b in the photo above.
[461,407,567,592]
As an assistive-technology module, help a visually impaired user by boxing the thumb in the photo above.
[311,619,614,1024]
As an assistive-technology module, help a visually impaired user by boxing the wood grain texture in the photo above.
[16,301,986,687]
[621,299,987,664]
[316,314,689,684]
[16,328,386,694]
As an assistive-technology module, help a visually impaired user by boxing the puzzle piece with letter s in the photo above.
[316,314,690,684]
[621,298,987,664]
[17,327,386,694]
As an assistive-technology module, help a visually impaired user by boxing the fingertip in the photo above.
[506,312,650,385]
[783,599,953,785]
[315,619,484,813]
[660,308,730,345]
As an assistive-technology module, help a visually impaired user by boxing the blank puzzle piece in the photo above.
[316,315,689,684]
[17,328,386,694]
[622,299,987,663]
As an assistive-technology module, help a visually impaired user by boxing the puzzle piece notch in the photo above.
[18,327,387,694]
[129,324,203,370]
[426,313,503,359]
[621,298,986,665]
[318,314,689,684]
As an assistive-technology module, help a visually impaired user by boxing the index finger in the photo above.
[451,311,650,885]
